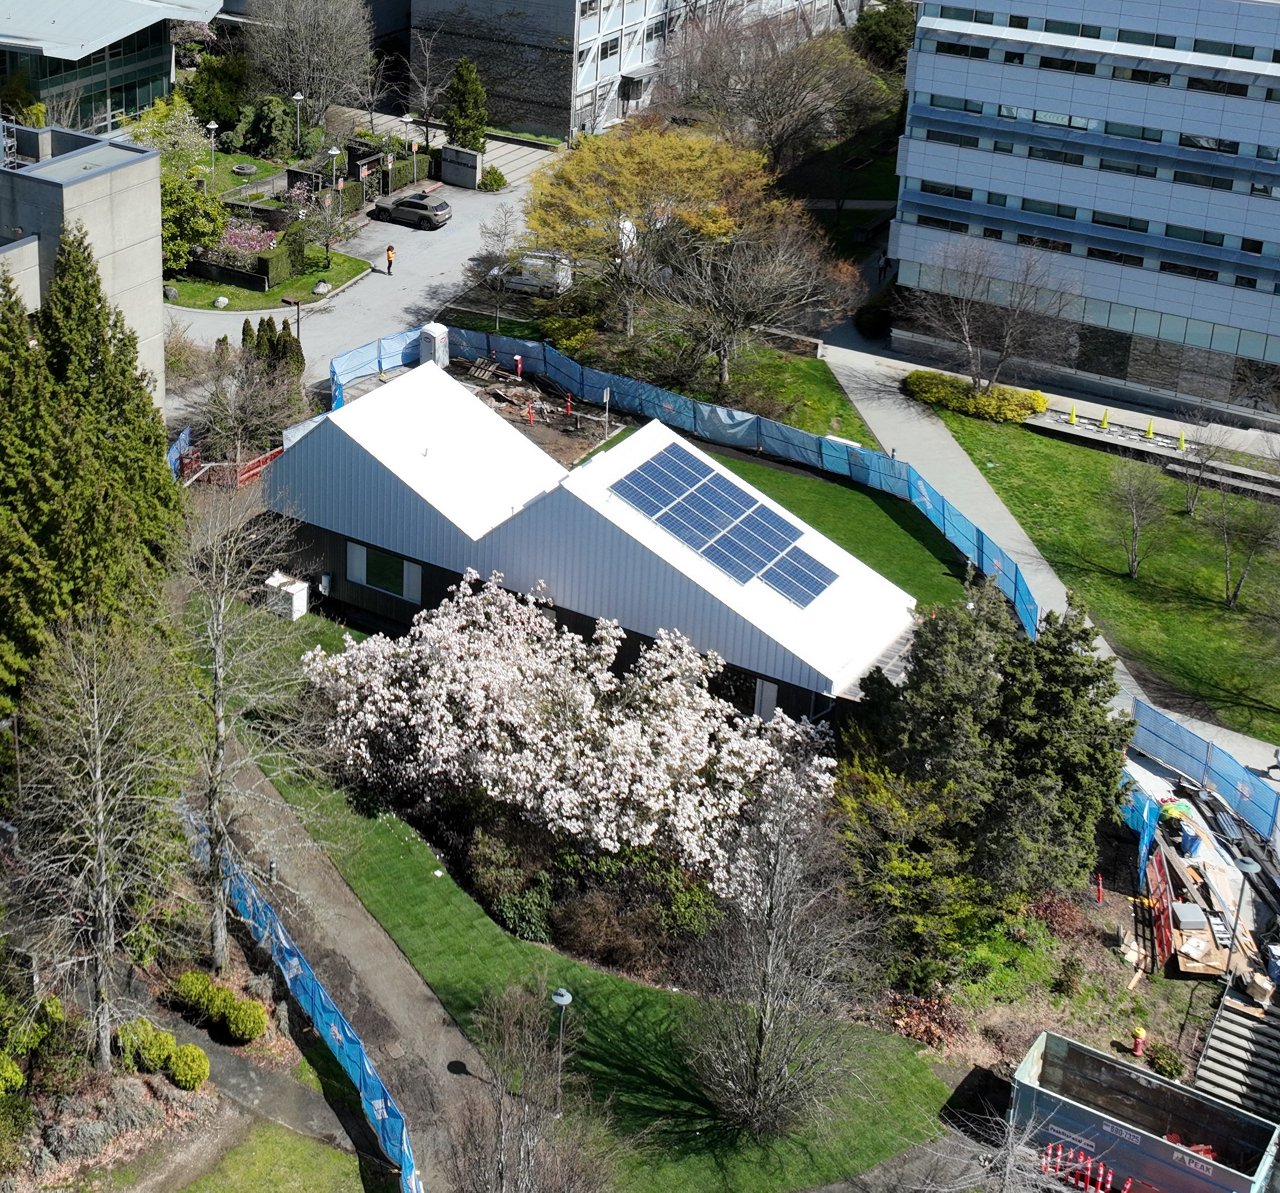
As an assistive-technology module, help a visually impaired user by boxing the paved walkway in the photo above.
[819,335,1280,773]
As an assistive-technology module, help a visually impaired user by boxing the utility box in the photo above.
[421,322,449,370]
[263,570,309,621]
[441,144,481,189]
[1012,1033,1279,1193]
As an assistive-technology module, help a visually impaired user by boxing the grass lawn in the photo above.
[939,413,1280,742]
[714,455,966,607]
[167,248,370,311]
[273,757,949,1193]
[438,304,542,340]
[206,151,284,197]
[176,1121,366,1192]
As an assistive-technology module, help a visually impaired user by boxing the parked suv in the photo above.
[372,190,452,230]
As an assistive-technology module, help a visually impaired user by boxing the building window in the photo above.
[1193,38,1255,59]
[918,214,970,232]
[1039,55,1096,74]
[1117,28,1177,49]
[935,41,990,59]
[1235,275,1259,288]
[1002,51,1025,64]
[993,139,1014,154]
[1105,120,1162,142]
[926,129,980,147]
[1179,132,1239,154]
[1112,66,1170,86]
[1243,237,1264,253]
[1007,14,1028,28]
[600,35,620,61]
[644,17,671,43]
[1173,169,1234,191]
[1186,76,1249,97]
[1018,234,1072,253]
[1087,247,1144,266]
[939,5,994,21]
[1093,211,1150,232]
[1044,19,1100,37]
[921,180,974,199]
[931,94,983,112]
[345,542,423,603]
[1029,146,1084,165]
[1252,183,1274,197]
[987,191,1008,206]
[1022,197,1077,219]
[1165,224,1225,246]
[579,0,599,15]
[1257,145,1280,161]
[983,227,1004,239]
[1159,261,1219,281]
[1100,157,1158,178]
[1034,109,1093,130]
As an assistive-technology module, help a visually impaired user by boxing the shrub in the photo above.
[206,986,237,1026]
[137,1027,176,1075]
[1146,1041,1184,1080]
[1027,892,1091,941]
[116,1018,149,1072]
[478,165,507,192]
[0,1093,32,1175]
[885,991,965,1048]
[492,884,552,943]
[1051,956,1085,997]
[283,219,308,275]
[172,970,214,1017]
[0,1055,20,1095]
[225,999,268,1045]
[167,1043,211,1091]
[901,369,1047,422]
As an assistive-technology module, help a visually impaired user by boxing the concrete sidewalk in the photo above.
[820,339,1280,773]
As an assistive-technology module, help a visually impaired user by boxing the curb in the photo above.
[164,259,374,319]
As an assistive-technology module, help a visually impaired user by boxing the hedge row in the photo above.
[171,971,269,1045]
[901,369,1048,422]
[117,1019,210,1091]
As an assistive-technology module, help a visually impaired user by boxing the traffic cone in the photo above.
[1145,419,1155,440]
[1100,410,1110,430]
[1068,404,1078,425]
[1177,430,1186,451]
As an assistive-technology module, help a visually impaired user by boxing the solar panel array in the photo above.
[608,443,838,607]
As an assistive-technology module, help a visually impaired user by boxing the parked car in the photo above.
[372,189,452,230]
[486,251,573,298]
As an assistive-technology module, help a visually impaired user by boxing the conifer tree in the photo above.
[256,316,278,364]
[241,317,257,354]
[443,57,488,153]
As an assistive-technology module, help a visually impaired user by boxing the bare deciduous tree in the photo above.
[465,203,523,332]
[174,482,319,974]
[679,783,872,1138]
[904,239,1074,394]
[245,0,374,126]
[903,1112,1064,1193]
[10,618,194,1070]
[445,979,622,1193]
[405,27,452,124]
[1107,458,1169,579]
[658,213,857,385]
[305,192,353,269]
[1179,415,1233,516]
[1208,488,1280,608]
[352,53,388,135]
[659,16,884,170]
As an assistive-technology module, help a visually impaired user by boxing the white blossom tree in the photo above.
[304,571,833,901]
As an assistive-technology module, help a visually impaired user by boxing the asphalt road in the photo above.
[166,179,532,388]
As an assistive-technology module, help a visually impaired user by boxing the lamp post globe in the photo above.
[205,121,218,177]
[551,987,572,1115]
[328,145,341,189]
[292,92,304,150]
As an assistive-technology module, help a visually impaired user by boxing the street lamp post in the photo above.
[1223,856,1262,987]
[281,297,302,348]
[206,121,218,179]
[292,92,304,151]
[400,113,415,183]
[328,145,341,190]
[550,987,572,1117]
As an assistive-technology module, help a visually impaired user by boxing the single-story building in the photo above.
[265,363,917,717]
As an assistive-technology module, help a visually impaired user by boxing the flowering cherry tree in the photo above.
[304,572,833,900]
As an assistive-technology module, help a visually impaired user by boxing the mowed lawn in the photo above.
[939,413,1280,742]
[275,762,950,1193]
[176,1121,368,1193]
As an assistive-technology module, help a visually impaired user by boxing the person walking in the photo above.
[386,244,395,276]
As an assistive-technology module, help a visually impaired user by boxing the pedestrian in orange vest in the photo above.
[386,244,395,276]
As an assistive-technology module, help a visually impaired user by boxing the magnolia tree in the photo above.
[304,572,833,902]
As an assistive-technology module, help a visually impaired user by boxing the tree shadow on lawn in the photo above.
[860,486,970,592]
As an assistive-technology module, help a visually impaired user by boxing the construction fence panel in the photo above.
[489,335,547,375]
[226,863,422,1193]
[757,420,825,469]
[693,402,762,450]
[378,330,421,372]
[167,426,192,479]
[543,345,585,397]
[1131,701,1211,788]
[1122,782,1162,891]
[1207,745,1280,843]
[907,469,948,535]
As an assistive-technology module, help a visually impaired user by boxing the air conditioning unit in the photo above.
[264,570,310,620]
[319,572,332,597]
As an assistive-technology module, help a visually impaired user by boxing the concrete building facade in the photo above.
[408,0,839,138]
[0,124,166,404]
[891,0,1280,415]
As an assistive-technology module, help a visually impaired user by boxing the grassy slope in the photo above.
[939,413,1280,742]
[276,762,948,1193]
[176,1121,364,1193]
[169,248,369,312]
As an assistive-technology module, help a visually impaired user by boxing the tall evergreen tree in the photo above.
[443,57,488,153]
[241,317,257,354]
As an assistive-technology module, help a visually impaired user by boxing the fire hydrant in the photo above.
[1132,1026,1147,1057]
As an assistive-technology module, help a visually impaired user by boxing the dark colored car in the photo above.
[372,191,452,230]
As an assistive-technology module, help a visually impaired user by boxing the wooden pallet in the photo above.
[468,357,502,382]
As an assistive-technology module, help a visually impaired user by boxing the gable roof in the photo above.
[0,0,223,60]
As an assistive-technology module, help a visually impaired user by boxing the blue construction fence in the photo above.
[1130,699,1279,847]
[1121,770,1162,886]
[329,326,1041,637]
[226,862,423,1193]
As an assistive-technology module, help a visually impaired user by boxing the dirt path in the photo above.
[127,1100,255,1193]
[228,752,487,1193]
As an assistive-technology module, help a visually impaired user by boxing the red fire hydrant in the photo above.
[514,353,523,379]
[1132,1026,1147,1057]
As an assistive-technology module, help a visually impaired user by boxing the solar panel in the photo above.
[608,446,839,606]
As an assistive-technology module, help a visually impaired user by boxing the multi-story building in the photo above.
[409,0,839,139]
[0,1,222,133]
[0,122,166,404]
[892,0,1280,413]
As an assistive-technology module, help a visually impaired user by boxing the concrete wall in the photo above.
[0,236,41,305]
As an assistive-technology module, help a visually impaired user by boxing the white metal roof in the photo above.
[564,421,916,696]
[323,363,568,542]
[0,0,223,60]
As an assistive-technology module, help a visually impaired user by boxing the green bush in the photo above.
[901,369,1047,423]
[1051,956,1085,997]
[116,1018,149,1072]
[478,165,507,192]
[1146,1041,1184,1080]
[206,986,237,1026]
[493,884,552,943]
[172,970,214,1017]
[0,1055,21,1095]
[283,220,308,274]
[256,243,295,288]
[167,1043,211,1091]
[138,1027,177,1074]
[225,998,268,1044]
[0,1094,32,1175]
